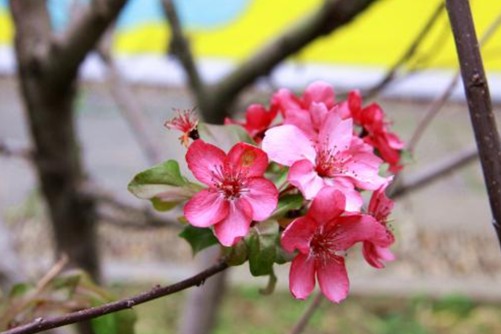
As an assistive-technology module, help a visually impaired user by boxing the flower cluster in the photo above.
[132,81,404,304]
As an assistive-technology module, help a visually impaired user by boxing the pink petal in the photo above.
[317,256,349,303]
[213,198,253,246]
[308,187,345,223]
[283,108,316,139]
[363,242,396,269]
[329,214,385,250]
[186,140,226,185]
[184,190,229,228]
[226,142,268,177]
[272,88,302,113]
[262,125,316,166]
[289,253,316,300]
[343,151,387,190]
[368,182,394,221]
[281,216,317,254]
[303,81,335,109]
[244,178,278,221]
[288,159,325,200]
[318,113,353,155]
[324,178,363,212]
[309,102,330,133]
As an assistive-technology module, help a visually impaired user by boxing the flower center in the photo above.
[310,226,346,262]
[315,148,349,177]
[212,165,248,200]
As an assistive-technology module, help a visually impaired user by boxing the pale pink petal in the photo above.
[363,242,396,269]
[213,198,253,246]
[309,102,330,132]
[288,159,325,200]
[283,108,315,139]
[184,190,229,228]
[308,187,345,223]
[289,253,316,300]
[226,142,268,177]
[318,113,353,155]
[244,178,278,221]
[303,81,335,109]
[386,132,405,150]
[330,214,385,250]
[262,125,316,166]
[342,151,387,190]
[281,216,317,254]
[186,140,226,185]
[317,256,349,303]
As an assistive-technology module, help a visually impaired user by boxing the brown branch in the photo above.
[407,11,501,152]
[365,2,445,98]
[3,259,229,334]
[46,0,127,87]
[288,292,324,334]
[446,0,501,248]
[161,0,207,112]
[391,145,478,199]
[204,0,380,123]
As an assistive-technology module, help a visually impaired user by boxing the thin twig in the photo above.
[407,11,501,152]
[391,145,478,199]
[446,0,501,249]
[365,2,445,98]
[289,292,324,334]
[97,30,163,165]
[161,0,206,111]
[3,260,229,334]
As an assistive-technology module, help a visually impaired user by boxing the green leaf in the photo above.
[198,123,254,151]
[8,283,34,299]
[91,311,118,334]
[179,225,219,255]
[49,272,82,301]
[128,160,201,211]
[224,239,248,266]
[247,232,277,277]
[271,194,304,219]
[259,270,277,295]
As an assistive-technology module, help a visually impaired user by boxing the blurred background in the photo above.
[1,0,501,333]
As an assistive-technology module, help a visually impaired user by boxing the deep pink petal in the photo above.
[308,187,346,223]
[262,125,316,166]
[184,190,229,228]
[289,253,316,300]
[317,256,349,303]
[318,113,353,155]
[363,242,396,269]
[213,198,253,246]
[186,140,226,185]
[226,142,268,177]
[288,159,325,200]
[324,178,363,212]
[302,81,335,109]
[328,214,387,251]
[244,178,278,221]
[281,216,317,254]
[272,88,302,113]
[368,182,394,222]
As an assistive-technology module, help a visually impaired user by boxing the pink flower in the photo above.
[262,112,387,211]
[184,140,278,246]
[344,91,404,172]
[273,81,336,139]
[164,109,199,147]
[224,103,279,143]
[363,182,396,268]
[281,187,386,303]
